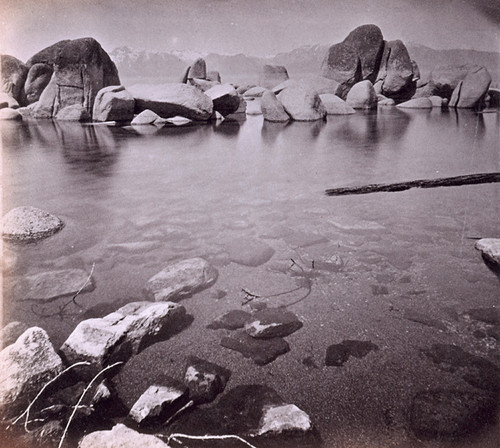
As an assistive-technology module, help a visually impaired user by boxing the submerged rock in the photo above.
[409,389,497,440]
[184,356,231,404]
[207,310,252,330]
[325,340,379,366]
[0,327,64,417]
[145,257,218,301]
[277,85,326,121]
[13,268,95,301]
[224,237,275,267]
[55,104,90,121]
[221,330,290,365]
[245,308,303,339]
[397,97,433,109]
[80,423,169,448]
[2,206,64,241]
[60,301,186,376]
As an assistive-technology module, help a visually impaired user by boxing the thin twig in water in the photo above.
[163,400,194,427]
[9,361,91,432]
[58,361,122,448]
[167,433,257,448]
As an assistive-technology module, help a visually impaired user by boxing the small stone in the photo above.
[131,109,161,125]
[146,257,218,301]
[221,330,290,365]
[325,340,379,366]
[245,308,303,339]
[184,356,231,404]
[224,237,275,267]
[207,310,252,330]
[256,403,312,436]
[2,206,64,241]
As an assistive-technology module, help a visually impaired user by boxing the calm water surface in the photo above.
[2,108,499,447]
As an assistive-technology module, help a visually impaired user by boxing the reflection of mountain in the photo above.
[111,43,500,86]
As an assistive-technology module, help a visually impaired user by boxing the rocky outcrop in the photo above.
[28,38,120,118]
[319,94,356,114]
[379,40,416,100]
[184,356,231,404]
[2,206,64,242]
[93,85,135,122]
[260,90,290,122]
[145,258,218,301]
[12,268,95,301]
[55,104,91,121]
[0,327,64,417]
[0,55,28,105]
[205,84,240,116]
[397,97,433,109]
[128,83,213,121]
[259,64,289,89]
[345,80,377,109]
[24,63,53,104]
[80,424,169,448]
[60,301,186,376]
[277,85,326,121]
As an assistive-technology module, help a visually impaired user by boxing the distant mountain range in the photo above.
[110,43,500,87]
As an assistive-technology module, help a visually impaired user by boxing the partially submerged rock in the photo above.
[184,356,231,404]
[397,97,433,109]
[13,268,95,301]
[475,238,500,270]
[345,80,377,109]
[325,340,379,366]
[221,330,290,365]
[319,93,356,115]
[245,308,303,339]
[2,206,64,242]
[205,84,240,116]
[0,327,64,417]
[277,85,326,121]
[145,257,218,301]
[131,109,161,125]
[80,423,169,448]
[55,104,90,121]
[261,90,290,122]
[60,301,186,376]
[224,237,275,267]
[207,310,252,330]
[93,85,135,122]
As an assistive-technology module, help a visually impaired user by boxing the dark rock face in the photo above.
[409,389,498,440]
[0,55,28,105]
[325,340,379,366]
[380,40,416,100]
[259,64,289,89]
[28,38,120,118]
[24,63,53,104]
[221,330,290,365]
[187,58,207,79]
[321,43,361,98]
[205,84,240,116]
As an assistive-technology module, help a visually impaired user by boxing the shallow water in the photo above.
[2,108,500,447]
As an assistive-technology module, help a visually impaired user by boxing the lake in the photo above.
[2,107,499,447]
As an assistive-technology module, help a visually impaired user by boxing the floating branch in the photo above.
[325,172,500,196]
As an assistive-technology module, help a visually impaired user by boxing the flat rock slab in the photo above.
[184,356,231,404]
[207,310,252,330]
[409,389,498,440]
[80,424,169,448]
[0,327,64,417]
[13,269,95,301]
[2,206,64,242]
[221,330,290,365]
[60,301,186,376]
[245,308,303,339]
[224,237,275,267]
[325,340,379,366]
[145,257,218,301]
[129,382,189,426]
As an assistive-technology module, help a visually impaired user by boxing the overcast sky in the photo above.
[2,0,499,61]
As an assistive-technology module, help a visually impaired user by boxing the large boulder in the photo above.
[322,24,384,97]
[2,206,64,242]
[429,64,472,98]
[93,85,135,122]
[128,83,213,121]
[80,424,169,448]
[345,80,377,109]
[0,55,28,105]
[319,94,355,115]
[24,63,53,104]
[273,75,341,96]
[379,40,416,100]
[452,66,491,108]
[60,301,186,376]
[259,90,290,123]
[0,327,64,417]
[187,58,207,80]
[145,258,218,302]
[28,38,120,118]
[277,85,326,121]
[205,84,240,116]
[259,64,289,89]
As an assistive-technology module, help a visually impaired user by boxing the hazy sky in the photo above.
[1,0,499,61]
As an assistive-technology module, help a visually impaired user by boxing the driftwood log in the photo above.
[325,172,500,196]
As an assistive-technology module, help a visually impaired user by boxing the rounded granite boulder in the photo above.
[2,206,64,242]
